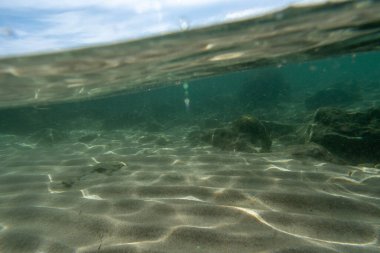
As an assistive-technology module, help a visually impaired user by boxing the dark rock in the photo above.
[306,107,380,164]
[232,115,272,152]
[305,88,359,110]
[187,115,272,153]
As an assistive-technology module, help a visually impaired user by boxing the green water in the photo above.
[1,51,379,133]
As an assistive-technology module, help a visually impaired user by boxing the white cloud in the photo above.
[39,10,173,42]
[0,8,176,56]
[224,7,274,21]
[1,0,321,56]
[0,0,229,12]
[0,37,64,56]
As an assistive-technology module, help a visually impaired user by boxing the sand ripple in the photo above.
[0,130,379,252]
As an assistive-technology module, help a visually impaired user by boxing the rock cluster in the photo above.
[306,107,380,165]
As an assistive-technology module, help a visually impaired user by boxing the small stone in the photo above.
[61,180,75,188]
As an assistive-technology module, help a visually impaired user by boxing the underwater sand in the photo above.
[0,127,379,253]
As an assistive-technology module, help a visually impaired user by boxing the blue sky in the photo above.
[0,0,323,57]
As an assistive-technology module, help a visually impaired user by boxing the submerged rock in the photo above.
[306,107,380,164]
[232,115,272,152]
[188,115,272,153]
[305,88,359,110]
[203,128,256,153]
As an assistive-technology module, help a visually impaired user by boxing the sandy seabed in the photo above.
[0,128,379,253]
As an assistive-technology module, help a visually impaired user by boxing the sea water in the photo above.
[0,1,380,253]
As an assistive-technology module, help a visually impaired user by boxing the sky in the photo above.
[0,0,324,57]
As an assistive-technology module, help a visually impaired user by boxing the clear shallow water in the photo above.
[0,1,380,253]
[0,0,380,108]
